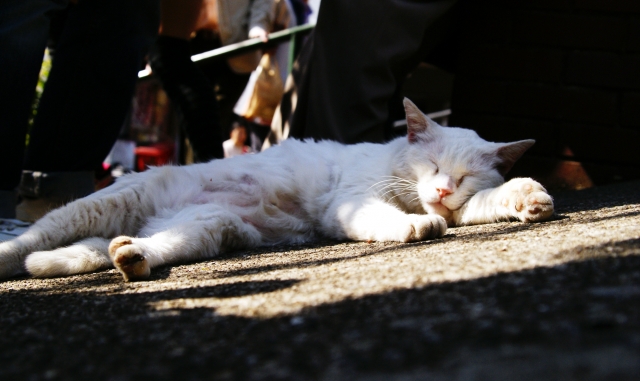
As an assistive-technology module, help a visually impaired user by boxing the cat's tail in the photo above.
[0,176,155,279]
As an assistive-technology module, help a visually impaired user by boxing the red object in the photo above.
[134,142,175,171]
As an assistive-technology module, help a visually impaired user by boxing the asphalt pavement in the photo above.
[1,180,639,380]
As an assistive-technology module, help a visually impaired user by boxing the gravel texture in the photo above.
[1,181,639,380]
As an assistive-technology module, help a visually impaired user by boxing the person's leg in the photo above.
[207,57,251,139]
[148,0,224,162]
[148,36,225,162]
[282,0,458,144]
[25,0,160,172]
[19,0,159,221]
[0,0,69,218]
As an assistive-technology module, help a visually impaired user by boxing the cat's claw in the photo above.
[404,214,447,242]
[501,178,554,223]
[109,236,150,282]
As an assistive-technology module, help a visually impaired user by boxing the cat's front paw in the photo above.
[109,236,150,282]
[500,178,554,223]
[403,214,447,243]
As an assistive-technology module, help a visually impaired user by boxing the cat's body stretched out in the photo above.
[0,100,554,281]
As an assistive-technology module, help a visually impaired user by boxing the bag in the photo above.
[234,53,284,125]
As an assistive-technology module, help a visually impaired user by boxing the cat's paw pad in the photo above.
[502,178,554,223]
[109,237,150,282]
[404,214,447,243]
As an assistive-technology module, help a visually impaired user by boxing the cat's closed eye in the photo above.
[456,176,465,187]
[428,160,439,174]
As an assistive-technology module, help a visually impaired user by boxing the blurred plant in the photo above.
[27,50,52,145]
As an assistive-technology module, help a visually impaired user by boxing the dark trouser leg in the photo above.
[0,0,69,217]
[24,0,160,173]
[148,35,224,162]
[17,0,159,221]
[279,0,459,144]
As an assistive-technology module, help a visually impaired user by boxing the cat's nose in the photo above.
[437,188,452,198]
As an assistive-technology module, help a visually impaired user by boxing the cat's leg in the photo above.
[330,198,447,243]
[0,185,150,279]
[107,205,261,281]
[454,177,554,225]
[24,237,112,278]
[0,165,207,280]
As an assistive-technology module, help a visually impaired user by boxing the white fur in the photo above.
[0,99,554,281]
[25,237,111,277]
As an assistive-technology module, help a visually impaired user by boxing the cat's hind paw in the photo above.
[501,178,554,223]
[404,214,447,243]
[109,236,150,282]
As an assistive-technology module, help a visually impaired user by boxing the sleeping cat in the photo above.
[0,99,553,282]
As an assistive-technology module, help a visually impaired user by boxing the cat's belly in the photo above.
[192,190,260,208]
[192,189,316,244]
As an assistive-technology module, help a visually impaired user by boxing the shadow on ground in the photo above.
[1,239,639,380]
[1,181,639,380]
[552,180,640,213]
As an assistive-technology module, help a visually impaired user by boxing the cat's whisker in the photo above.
[376,176,414,184]
[387,191,418,203]
[380,176,417,187]
[367,181,397,193]
[372,181,401,190]
[377,177,416,188]
[368,178,410,191]
[380,186,415,199]
[408,196,422,205]
[370,178,416,199]
[371,177,418,202]
[372,185,400,197]
[393,183,417,191]
[380,190,398,198]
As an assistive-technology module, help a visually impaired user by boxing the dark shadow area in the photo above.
[1,239,639,380]
[3,270,126,289]
[550,180,640,214]
[9,279,300,302]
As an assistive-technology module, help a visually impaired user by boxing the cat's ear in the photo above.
[403,98,437,144]
[494,139,535,176]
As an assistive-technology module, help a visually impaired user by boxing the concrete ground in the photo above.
[1,181,639,380]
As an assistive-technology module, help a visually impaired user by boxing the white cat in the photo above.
[0,99,553,282]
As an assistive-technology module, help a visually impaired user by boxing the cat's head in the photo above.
[395,98,534,219]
